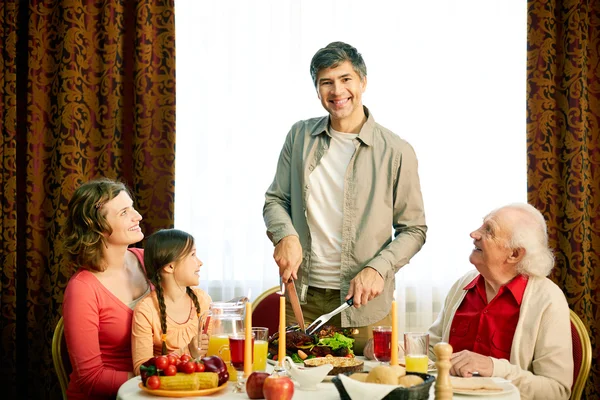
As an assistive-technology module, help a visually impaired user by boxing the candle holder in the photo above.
[271,363,288,377]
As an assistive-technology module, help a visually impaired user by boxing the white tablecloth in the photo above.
[117,359,520,400]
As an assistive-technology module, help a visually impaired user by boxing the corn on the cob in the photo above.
[157,372,218,390]
[157,373,199,390]
[195,372,219,389]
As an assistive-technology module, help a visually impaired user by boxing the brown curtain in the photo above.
[0,1,176,398]
[527,0,600,398]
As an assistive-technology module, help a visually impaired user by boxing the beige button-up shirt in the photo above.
[263,107,427,327]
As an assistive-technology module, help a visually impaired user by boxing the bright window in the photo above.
[175,0,526,332]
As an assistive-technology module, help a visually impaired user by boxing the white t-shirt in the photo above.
[307,128,358,289]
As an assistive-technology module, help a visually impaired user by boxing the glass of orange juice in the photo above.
[252,327,269,372]
[404,332,429,373]
[207,334,238,381]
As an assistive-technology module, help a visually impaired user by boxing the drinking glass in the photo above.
[404,332,429,373]
[372,326,392,363]
[252,327,269,372]
[220,332,254,393]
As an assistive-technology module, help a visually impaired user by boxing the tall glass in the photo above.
[404,332,429,373]
[252,327,269,372]
[372,326,392,363]
[220,332,254,393]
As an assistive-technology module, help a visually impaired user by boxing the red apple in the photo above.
[263,375,294,400]
[246,372,270,399]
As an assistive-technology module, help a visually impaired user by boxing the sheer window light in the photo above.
[174,0,526,332]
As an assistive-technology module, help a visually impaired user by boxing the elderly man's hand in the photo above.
[346,267,384,307]
[273,235,302,282]
[450,350,493,377]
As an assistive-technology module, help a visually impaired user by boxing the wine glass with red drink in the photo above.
[372,326,392,364]
[221,332,254,392]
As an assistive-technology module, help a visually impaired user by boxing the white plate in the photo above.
[453,382,514,396]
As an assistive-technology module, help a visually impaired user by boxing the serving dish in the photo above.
[137,381,228,397]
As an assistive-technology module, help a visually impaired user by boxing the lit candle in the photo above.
[390,290,398,366]
[278,285,286,366]
[244,300,253,378]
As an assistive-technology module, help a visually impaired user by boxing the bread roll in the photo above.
[366,366,398,385]
[349,372,368,382]
[398,375,424,387]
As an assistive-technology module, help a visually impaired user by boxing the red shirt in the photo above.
[64,248,145,400]
[448,274,528,360]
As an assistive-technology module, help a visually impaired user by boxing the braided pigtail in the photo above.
[187,287,202,319]
[145,228,200,357]
[155,273,168,355]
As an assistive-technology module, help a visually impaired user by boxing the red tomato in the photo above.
[176,360,185,372]
[194,362,205,372]
[182,361,196,374]
[146,375,160,390]
[167,354,178,366]
[179,354,192,363]
[154,356,169,370]
[164,364,177,376]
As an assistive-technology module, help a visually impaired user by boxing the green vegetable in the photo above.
[290,353,303,363]
[317,333,355,354]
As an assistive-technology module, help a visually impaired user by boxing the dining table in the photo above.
[117,358,520,400]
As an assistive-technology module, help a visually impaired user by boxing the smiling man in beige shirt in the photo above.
[263,42,427,354]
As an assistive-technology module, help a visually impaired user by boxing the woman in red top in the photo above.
[62,178,150,399]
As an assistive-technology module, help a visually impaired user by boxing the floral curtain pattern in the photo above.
[0,0,19,397]
[0,1,176,398]
[527,0,600,398]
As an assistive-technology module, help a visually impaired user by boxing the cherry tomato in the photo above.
[146,375,160,390]
[182,360,196,374]
[176,360,185,372]
[194,362,205,372]
[179,354,192,363]
[164,364,177,376]
[155,355,169,370]
[167,354,178,366]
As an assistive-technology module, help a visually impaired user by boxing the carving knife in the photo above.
[285,279,306,331]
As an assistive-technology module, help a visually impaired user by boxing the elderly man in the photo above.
[429,203,573,400]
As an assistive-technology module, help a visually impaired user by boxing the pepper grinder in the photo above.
[434,342,453,400]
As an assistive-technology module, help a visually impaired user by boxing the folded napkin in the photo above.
[450,377,503,392]
[338,374,398,400]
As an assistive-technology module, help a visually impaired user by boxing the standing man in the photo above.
[263,42,427,354]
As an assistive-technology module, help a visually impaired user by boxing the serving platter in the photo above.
[138,382,228,397]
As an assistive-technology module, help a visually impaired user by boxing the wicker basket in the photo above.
[332,372,435,400]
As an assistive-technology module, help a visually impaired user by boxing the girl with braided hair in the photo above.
[131,229,211,375]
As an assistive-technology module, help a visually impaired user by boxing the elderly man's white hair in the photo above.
[486,203,555,277]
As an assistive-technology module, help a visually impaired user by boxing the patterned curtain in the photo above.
[0,1,176,398]
[527,0,599,398]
